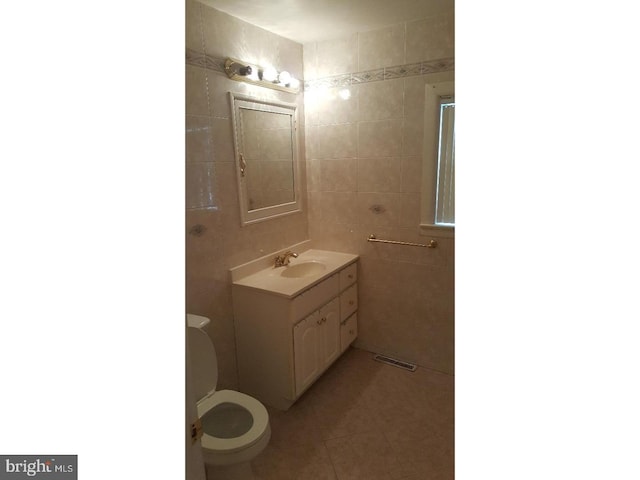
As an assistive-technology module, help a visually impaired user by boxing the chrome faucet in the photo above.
[274,251,298,267]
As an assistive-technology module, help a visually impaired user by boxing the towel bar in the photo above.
[367,234,437,248]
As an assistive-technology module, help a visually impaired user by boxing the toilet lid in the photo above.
[197,389,270,454]
[187,326,218,400]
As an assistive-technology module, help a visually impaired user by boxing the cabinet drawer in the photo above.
[340,313,357,352]
[291,273,340,321]
[339,263,357,290]
[340,283,358,321]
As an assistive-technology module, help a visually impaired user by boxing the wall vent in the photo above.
[373,354,417,372]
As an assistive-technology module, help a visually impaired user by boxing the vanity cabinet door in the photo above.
[293,297,340,397]
[319,297,340,368]
[293,310,321,396]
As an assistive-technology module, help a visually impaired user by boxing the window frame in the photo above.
[420,80,455,238]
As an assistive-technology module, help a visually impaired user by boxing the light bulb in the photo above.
[288,77,300,89]
[278,70,291,85]
[262,67,277,82]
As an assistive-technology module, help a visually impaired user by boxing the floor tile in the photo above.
[245,347,454,480]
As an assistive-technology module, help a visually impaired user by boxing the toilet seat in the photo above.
[197,389,270,455]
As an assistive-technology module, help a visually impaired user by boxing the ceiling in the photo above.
[198,0,454,44]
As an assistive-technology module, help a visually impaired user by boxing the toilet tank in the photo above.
[186,314,218,401]
[187,313,210,329]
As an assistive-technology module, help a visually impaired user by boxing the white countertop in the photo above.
[230,248,358,298]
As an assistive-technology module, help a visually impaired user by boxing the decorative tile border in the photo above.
[186,49,454,91]
[305,57,454,90]
[384,62,423,79]
[352,69,385,84]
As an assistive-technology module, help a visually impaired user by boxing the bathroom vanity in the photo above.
[230,243,358,410]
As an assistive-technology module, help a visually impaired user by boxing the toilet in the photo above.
[187,314,271,473]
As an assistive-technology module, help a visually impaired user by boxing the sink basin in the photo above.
[280,261,327,278]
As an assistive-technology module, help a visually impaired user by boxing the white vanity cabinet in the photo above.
[231,252,358,411]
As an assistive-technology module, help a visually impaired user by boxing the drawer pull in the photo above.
[348,274,353,279]
[349,300,354,305]
[349,330,354,334]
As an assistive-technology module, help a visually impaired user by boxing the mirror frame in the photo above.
[229,92,302,226]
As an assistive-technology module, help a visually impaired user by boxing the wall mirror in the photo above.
[229,93,301,226]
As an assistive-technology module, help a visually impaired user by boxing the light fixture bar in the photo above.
[224,57,300,94]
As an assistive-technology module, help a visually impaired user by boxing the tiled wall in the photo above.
[303,11,455,374]
[186,0,308,389]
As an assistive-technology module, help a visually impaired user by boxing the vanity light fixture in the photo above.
[224,57,300,94]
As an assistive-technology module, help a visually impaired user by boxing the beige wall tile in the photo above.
[317,87,359,126]
[320,159,357,192]
[319,191,358,224]
[205,72,233,119]
[186,114,212,164]
[275,36,304,81]
[317,124,358,158]
[211,117,235,162]
[358,79,404,122]
[399,192,421,227]
[185,0,203,53]
[356,192,402,227]
[304,125,319,158]
[186,162,217,209]
[200,6,245,60]
[302,42,318,80]
[403,76,427,121]
[317,34,358,78]
[400,156,423,193]
[308,221,361,254]
[406,12,455,63]
[185,65,210,116]
[358,23,405,71]
[357,158,402,193]
[358,120,403,158]
[306,159,321,192]
[402,119,424,156]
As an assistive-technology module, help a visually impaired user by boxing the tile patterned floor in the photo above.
[246,347,454,480]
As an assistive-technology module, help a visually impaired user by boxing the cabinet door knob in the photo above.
[349,300,354,305]
[349,330,354,334]
[348,274,353,279]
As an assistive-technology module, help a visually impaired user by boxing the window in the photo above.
[436,97,455,225]
[420,80,455,236]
